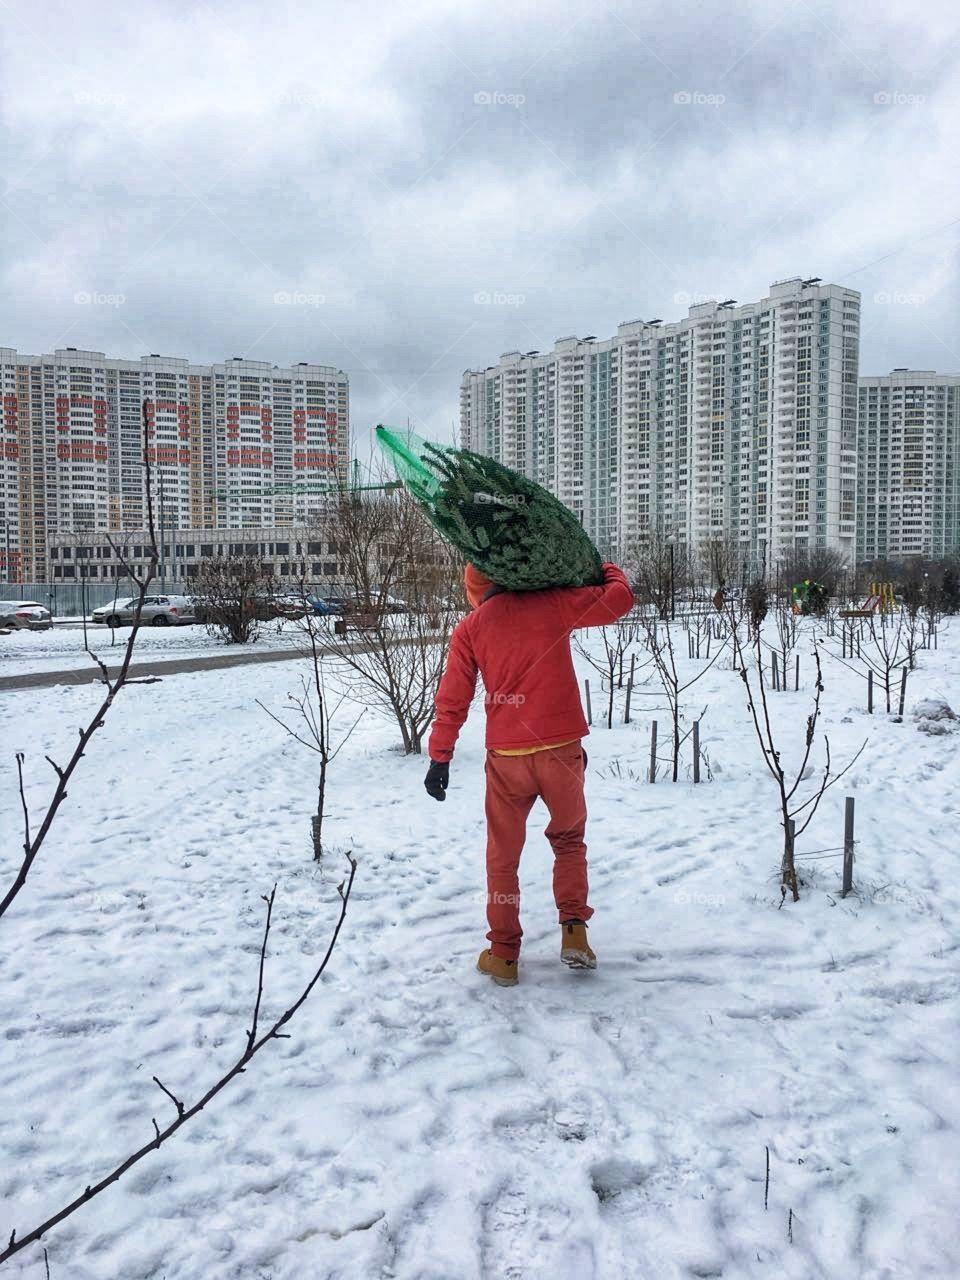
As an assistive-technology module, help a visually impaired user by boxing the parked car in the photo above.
[307,596,341,616]
[91,595,197,627]
[271,594,312,619]
[341,592,407,616]
[0,600,53,631]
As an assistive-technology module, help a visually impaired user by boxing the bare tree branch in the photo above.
[152,1076,185,1118]
[246,885,276,1053]
[1,401,160,924]
[0,856,357,1266]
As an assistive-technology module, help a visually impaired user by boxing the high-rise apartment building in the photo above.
[0,348,349,582]
[857,370,960,562]
[460,278,860,571]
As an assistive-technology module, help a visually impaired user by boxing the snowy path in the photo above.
[1,630,958,1278]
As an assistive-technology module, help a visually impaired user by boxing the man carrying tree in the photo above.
[424,561,634,986]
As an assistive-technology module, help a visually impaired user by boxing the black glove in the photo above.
[424,760,450,802]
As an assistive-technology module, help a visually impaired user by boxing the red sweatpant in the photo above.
[484,742,592,960]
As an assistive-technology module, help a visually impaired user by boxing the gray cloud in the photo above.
[2,0,959,450]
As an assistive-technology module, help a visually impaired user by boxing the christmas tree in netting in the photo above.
[376,425,603,591]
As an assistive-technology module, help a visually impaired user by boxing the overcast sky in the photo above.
[2,0,959,463]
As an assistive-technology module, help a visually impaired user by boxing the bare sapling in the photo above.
[826,607,909,713]
[0,855,357,1266]
[643,614,723,781]
[256,602,365,859]
[574,610,645,728]
[1,401,160,923]
[687,606,715,660]
[728,612,866,902]
[765,596,803,692]
[323,486,464,753]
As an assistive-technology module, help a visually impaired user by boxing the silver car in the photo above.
[0,600,53,630]
[91,594,197,627]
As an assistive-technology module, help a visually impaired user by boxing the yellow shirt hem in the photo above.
[491,739,578,757]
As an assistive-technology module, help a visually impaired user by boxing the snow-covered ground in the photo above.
[1,618,958,1279]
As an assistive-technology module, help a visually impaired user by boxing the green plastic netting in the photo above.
[376,425,603,591]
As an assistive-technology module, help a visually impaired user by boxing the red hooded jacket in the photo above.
[427,563,634,761]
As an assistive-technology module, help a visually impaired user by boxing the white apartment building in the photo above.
[460,278,860,572]
[857,370,960,562]
[0,347,349,582]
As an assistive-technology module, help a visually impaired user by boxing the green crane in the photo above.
[211,474,401,502]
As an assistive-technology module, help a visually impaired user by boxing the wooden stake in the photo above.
[842,796,855,898]
[898,668,908,718]
[693,719,701,783]
[584,678,592,726]
[795,654,800,692]
[867,668,873,715]
[649,720,658,783]
[624,680,633,725]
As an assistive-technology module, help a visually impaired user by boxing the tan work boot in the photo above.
[561,920,597,969]
[477,949,519,986]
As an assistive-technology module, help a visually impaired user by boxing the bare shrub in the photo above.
[193,554,273,644]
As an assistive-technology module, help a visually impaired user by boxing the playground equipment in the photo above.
[840,581,896,618]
